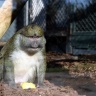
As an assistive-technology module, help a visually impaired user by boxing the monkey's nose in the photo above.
[33,34,37,38]
[34,34,36,36]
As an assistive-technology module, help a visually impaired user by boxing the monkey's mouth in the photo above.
[25,47,41,55]
[31,47,39,50]
[26,45,42,49]
[22,45,42,54]
[26,47,41,51]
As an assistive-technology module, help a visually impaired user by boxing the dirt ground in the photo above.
[0,48,96,96]
[0,72,96,96]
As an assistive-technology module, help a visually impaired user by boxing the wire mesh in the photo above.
[74,12,96,32]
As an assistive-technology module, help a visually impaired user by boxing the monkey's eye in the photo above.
[36,36,41,38]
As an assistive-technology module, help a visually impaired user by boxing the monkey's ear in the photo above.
[19,29,26,36]
[20,31,23,35]
[43,38,46,44]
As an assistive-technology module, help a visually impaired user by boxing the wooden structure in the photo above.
[0,0,28,38]
[70,11,96,55]
[46,0,96,55]
[0,0,96,55]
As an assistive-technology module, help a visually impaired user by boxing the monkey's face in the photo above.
[19,25,45,55]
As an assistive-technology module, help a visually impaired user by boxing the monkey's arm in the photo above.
[3,57,15,87]
[0,55,4,81]
[36,37,46,87]
[37,53,46,87]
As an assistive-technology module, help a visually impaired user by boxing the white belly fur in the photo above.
[10,50,43,83]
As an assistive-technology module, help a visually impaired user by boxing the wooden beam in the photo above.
[0,0,28,38]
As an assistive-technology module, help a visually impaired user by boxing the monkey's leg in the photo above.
[3,58,15,87]
[0,65,3,81]
[27,66,36,83]
[37,61,46,87]
[0,58,3,81]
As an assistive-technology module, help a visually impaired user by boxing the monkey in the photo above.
[0,24,46,88]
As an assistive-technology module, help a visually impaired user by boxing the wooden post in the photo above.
[0,0,28,38]
[66,23,73,54]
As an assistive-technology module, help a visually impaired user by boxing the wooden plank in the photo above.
[66,24,73,54]
[73,48,96,55]
[0,0,28,38]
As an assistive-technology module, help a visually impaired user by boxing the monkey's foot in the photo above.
[37,84,48,89]
[8,83,18,89]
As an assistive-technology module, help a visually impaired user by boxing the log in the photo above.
[0,0,28,38]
